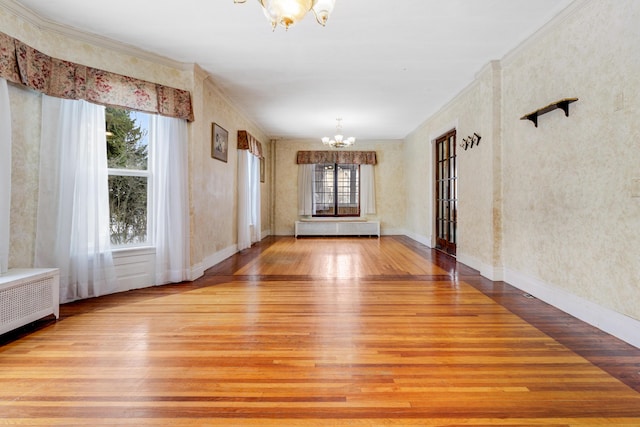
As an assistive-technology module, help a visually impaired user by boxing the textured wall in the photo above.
[501,0,640,320]
[1,5,192,269]
[2,5,271,274]
[189,74,269,268]
[404,0,640,322]
[274,140,405,236]
[6,84,40,267]
[404,62,500,270]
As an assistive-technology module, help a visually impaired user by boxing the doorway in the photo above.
[434,130,457,256]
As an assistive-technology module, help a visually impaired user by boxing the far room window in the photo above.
[106,107,151,247]
[313,163,360,217]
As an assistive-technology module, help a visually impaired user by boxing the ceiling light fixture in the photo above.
[234,0,336,30]
[322,118,355,149]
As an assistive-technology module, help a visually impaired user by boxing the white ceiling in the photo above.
[11,0,573,140]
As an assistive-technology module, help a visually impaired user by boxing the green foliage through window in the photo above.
[106,107,149,246]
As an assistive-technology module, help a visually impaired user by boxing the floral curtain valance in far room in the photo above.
[237,130,263,158]
[296,151,377,165]
[0,32,194,121]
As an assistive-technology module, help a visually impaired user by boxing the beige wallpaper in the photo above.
[7,84,40,267]
[189,74,270,268]
[404,0,640,322]
[404,61,501,270]
[2,5,272,275]
[274,139,405,236]
[2,4,193,268]
[500,0,640,320]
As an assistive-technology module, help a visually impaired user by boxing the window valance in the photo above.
[0,32,194,122]
[237,130,263,158]
[296,151,377,165]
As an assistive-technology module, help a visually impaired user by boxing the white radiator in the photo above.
[295,220,380,237]
[0,268,59,335]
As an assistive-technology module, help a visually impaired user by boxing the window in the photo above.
[106,107,151,246]
[313,163,360,217]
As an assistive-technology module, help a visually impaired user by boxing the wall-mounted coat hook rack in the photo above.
[460,133,481,151]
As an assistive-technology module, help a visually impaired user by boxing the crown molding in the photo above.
[0,0,193,71]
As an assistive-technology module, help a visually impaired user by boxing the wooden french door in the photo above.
[435,130,457,256]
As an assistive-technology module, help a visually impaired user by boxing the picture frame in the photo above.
[260,157,265,183]
[211,123,228,162]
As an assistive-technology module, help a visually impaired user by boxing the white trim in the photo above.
[260,229,271,240]
[205,244,238,271]
[504,267,640,350]
[457,251,504,282]
[380,227,403,237]
[190,243,240,281]
[111,247,156,292]
[428,120,460,147]
[190,263,204,282]
[403,232,431,248]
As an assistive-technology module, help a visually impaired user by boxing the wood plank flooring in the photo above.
[1,236,639,426]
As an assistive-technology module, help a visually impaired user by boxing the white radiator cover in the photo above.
[0,268,59,335]
[295,220,380,237]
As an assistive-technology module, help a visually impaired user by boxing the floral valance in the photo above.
[296,151,377,165]
[0,32,194,121]
[237,130,263,158]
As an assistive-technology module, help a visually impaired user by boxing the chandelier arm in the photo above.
[235,0,334,30]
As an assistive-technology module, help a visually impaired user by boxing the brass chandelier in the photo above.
[234,0,336,30]
[322,118,355,149]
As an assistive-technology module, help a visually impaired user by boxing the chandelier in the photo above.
[322,118,355,148]
[234,0,336,30]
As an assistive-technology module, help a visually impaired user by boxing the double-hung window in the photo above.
[313,163,360,217]
[106,107,151,246]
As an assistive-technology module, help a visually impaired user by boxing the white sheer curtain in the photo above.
[149,114,190,283]
[0,78,10,274]
[238,151,261,251]
[35,96,116,303]
[297,164,314,216]
[250,155,261,244]
[360,164,376,215]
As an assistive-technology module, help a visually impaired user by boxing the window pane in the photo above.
[337,164,359,216]
[312,163,360,217]
[314,164,334,215]
[108,175,148,245]
[106,108,149,170]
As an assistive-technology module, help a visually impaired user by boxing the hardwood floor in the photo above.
[1,236,639,426]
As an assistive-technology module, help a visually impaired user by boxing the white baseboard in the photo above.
[457,252,505,281]
[403,231,432,248]
[381,227,405,236]
[190,263,204,281]
[191,244,239,281]
[504,268,640,349]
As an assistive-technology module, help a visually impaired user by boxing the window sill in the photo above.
[298,217,367,222]
[111,246,156,257]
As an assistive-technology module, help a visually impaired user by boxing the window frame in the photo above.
[312,162,361,218]
[106,109,153,248]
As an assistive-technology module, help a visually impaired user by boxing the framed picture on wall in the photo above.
[260,157,265,183]
[212,123,228,162]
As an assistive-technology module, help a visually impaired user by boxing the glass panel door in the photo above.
[435,130,457,256]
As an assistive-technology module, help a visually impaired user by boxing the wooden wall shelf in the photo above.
[521,98,578,127]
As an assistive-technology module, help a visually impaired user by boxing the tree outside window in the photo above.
[106,107,150,246]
